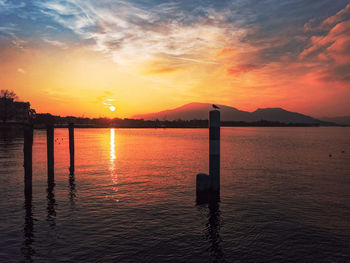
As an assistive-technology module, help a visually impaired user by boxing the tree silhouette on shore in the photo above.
[0,90,18,100]
[0,90,19,123]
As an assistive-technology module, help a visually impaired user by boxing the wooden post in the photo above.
[209,110,220,193]
[69,123,74,175]
[24,124,33,197]
[46,124,54,183]
[196,172,211,204]
[196,109,221,203]
[196,173,211,193]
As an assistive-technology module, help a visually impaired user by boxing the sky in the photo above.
[0,0,349,118]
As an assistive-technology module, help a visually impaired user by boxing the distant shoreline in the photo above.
[1,122,348,129]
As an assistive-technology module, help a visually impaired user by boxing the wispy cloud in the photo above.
[10,34,27,49]
[17,68,26,74]
[0,25,17,35]
[42,37,68,49]
[35,0,245,70]
[0,0,26,11]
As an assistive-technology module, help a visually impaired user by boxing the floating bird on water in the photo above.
[212,104,220,109]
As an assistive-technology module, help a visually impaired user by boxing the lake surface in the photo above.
[0,127,350,262]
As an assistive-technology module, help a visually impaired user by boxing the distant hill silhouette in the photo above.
[133,102,334,125]
[320,116,350,125]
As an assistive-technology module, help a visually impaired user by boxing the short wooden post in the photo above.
[24,124,33,197]
[196,173,211,204]
[209,110,220,193]
[196,173,211,193]
[69,123,74,175]
[46,124,54,183]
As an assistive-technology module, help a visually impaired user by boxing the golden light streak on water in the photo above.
[110,128,116,164]
[109,128,119,202]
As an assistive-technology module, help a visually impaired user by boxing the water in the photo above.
[0,127,350,262]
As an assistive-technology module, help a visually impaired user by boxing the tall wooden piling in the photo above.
[24,124,33,196]
[209,110,220,192]
[196,109,221,203]
[46,124,54,182]
[69,123,74,175]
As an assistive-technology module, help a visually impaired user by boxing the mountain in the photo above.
[251,108,324,124]
[133,102,332,125]
[133,103,252,122]
[320,116,350,125]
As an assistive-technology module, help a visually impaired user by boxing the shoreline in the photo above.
[1,123,348,129]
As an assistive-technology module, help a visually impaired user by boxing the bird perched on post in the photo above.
[212,104,220,109]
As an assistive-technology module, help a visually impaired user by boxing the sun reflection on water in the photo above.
[110,128,116,165]
[109,128,119,202]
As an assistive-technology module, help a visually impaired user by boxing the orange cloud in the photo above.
[304,3,350,32]
[226,64,260,76]
[321,3,350,28]
[215,48,236,58]
[299,15,350,86]
[144,67,179,75]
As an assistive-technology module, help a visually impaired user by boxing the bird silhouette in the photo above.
[212,104,220,109]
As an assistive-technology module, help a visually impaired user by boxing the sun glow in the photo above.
[109,106,116,112]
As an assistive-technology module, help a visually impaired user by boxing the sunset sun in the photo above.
[109,106,116,112]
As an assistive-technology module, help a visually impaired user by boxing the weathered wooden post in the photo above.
[69,123,74,175]
[24,124,33,197]
[23,124,34,259]
[46,123,55,219]
[196,109,221,203]
[46,124,54,183]
[209,110,220,193]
